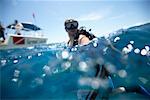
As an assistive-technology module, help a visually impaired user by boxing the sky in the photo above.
[0,0,150,43]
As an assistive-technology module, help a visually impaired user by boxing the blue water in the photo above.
[0,23,150,99]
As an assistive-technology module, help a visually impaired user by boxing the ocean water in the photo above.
[0,23,150,99]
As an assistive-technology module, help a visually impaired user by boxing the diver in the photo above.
[14,20,23,35]
[64,19,96,47]
[0,22,5,43]
[64,19,110,99]
[64,19,121,53]
[64,19,150,99]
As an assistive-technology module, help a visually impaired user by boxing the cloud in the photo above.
[77,12,103,21]
[109,14,125,20]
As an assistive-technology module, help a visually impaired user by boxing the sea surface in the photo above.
[0,23,150,99]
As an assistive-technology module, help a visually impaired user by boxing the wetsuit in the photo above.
[68,28,96,46]
[69,28,111,99]
[0,25,5,41]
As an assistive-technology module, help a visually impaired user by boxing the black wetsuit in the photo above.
[0,25,5,41]
[70,28,110,99]
[68,28,96,46]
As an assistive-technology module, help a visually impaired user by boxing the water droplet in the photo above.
[13,59,18,64]
[134,48,140,54]
[43,65,51,75]
[145,46,149,51]
[79,61,88,72]
[56,52,61,59]
[122,44,133,54]
[61,61,71,70]
[105,63,116,73]
[68,54,73,60]
[35,78,43,85]
[31,78,43,88]
[117,87,126,92]
[130,41,134,44]
[114,37,120,42]
[27,55,32,59]
[141,49,147,56]
[118,70,127,78]
[53,69,59,74]
[127,44,133,51]
[12,78,18,82]
[1,59,7,66]
[42,74,46,77]
[93,42,98,47]
[37,53,42,56]
[61,50,69,59]
[14,70,20,77]
[122,47,129,54]
[103,47,108,53]
[71,47,77,51]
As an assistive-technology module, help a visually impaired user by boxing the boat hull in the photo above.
[0,35,47,50]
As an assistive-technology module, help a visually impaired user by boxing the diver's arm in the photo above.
[78,34,90,45]
[108,40,122,54]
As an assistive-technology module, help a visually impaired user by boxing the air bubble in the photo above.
[37,53,42,56]
[13,59,18,64]
[12,78,18,82]
[27,55,32,59]
[118,70,127,78]
[79,61,88,72]
[127,44,133,51]
[114,37,120,42]
[14,70,20,77]
[145,46,149,51]
[43,65,51,75]
[42,74,46,77]
[134,48,140,54]
[122,47,129,54]
[93,42,98,47]
[61,50,69,59]
[105,63,116,73]
[71,47,77,51]
[61,61,71,70]
[130,41,134,44]
[31,78,43,88]
[1,59,7,66]
[53,69,59,74]
[141,49,147,56]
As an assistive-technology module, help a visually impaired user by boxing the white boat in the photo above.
[0,22,47,50]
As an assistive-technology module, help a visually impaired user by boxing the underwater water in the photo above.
[0,23,150,99]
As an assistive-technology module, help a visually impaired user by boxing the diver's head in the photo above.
[64,19,78,37]
[65,19,78,30]
[15,20,18,24]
